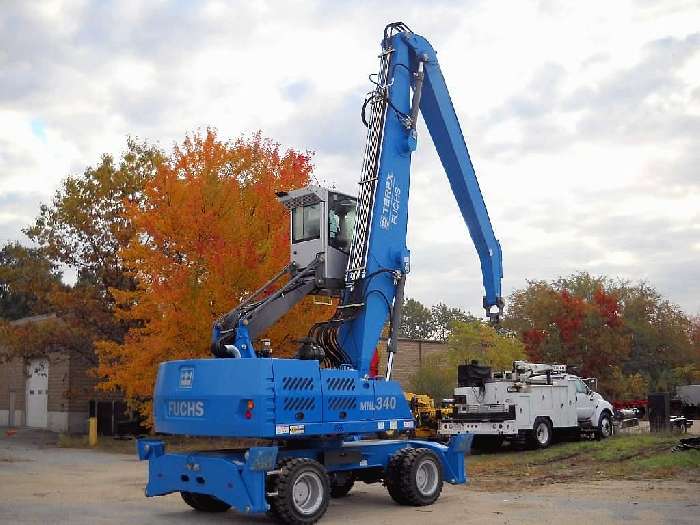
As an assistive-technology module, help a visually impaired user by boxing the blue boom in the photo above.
[137,22,502,525]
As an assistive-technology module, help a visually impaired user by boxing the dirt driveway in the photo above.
[0,428,698,525]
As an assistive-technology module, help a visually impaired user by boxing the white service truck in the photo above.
[439,361,614,448]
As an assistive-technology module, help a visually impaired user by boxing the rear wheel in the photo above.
[180,491,231,512]
[529,417,553,449]
[268,458,330,525]
[329,472,355,498]
[385,448,443,506]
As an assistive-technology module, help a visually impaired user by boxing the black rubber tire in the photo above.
[385,447,443,506]
[267,458,330,525]
[180,491,231,512]
[385,451,410,505]
[597,412,613,440]
[529,417,553,449]
[329,472,355,498]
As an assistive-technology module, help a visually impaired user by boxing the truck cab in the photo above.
[571,376,613,433]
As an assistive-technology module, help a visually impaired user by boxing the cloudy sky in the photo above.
[1,1,698,317]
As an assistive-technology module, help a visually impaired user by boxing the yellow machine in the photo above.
[404,392,450,439]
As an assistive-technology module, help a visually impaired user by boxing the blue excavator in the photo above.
[137,22,503,524]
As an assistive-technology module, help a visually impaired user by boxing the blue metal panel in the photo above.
[153,358,275,437]
[272,359,323,426]
[137,438,165,460]
[321,368,372,421]
[140,444,277,514]
[153,358,418,438]
[371,380,413,427]
[329,436,472,483]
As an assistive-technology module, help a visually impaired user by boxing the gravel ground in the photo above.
[1,428,698,525]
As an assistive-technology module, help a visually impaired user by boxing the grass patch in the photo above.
[588,434,678,461]
[631,450,700,478]
[468,433,700,491]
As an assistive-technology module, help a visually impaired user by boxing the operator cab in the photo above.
[276,186,357,292]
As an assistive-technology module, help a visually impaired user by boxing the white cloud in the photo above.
[0,0,698,316]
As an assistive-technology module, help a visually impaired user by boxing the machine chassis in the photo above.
[137,434,472,516]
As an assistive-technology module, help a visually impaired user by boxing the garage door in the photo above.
[26,358,49,428]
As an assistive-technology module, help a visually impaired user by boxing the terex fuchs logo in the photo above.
[168,400,205,417]
[179,367,194,388]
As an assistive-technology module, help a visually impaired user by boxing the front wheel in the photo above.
[180,491,231,512]
[385,448,443,506]
[597,412,613,439]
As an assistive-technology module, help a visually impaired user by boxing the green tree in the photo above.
[22,139,163,345]
[1,140,163,367]
[400,298,434,340]
[691,316,700,371]
[0,242,62,320]
[691,316,700,350]
[617,282,695,390]
[430,302,474,342]
[504,272,696,395]
[0,245,101,365]
[25,139,163,296]
[408,319,526,400]
[447,319,526,371]
[408,354,454,401]
[601,366,649,400]
[504,274,630,381]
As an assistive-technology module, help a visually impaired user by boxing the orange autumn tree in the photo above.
[97,129,335,418]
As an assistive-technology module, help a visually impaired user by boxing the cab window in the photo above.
[292,204,320,243]
[575,379,588,394]
[328,193,356,254]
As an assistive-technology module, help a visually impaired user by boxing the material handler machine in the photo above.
[137,22,503,524]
